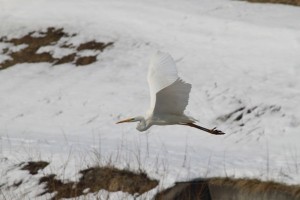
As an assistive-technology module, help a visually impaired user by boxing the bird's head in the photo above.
[116,116,147,132]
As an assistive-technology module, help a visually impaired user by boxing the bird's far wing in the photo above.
[147,51,179,113]
[153,78,191,115]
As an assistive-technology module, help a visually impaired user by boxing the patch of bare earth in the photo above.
[244,0,300,6]
[77,40,113,51]
[0,27,113,70]
[21,161,49,175]
[75,56,97,66]
[17,162,158,199]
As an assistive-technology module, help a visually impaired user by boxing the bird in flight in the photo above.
[117,51,225,135]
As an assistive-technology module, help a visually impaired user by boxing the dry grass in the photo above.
[5,160,158,199]
[210,177,300,198]
[39,174,78,200]
[79,166,159,195]
[156,177,300,200]
[23,164,159,199]
[244,0,300,6]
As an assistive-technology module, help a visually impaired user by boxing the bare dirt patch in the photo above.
[21,161,49,175]
[54,53,77,65]
[0,28,65,69]
[77,40,113,51]
[0,27,113,70]
[75,55,97,66]
[243,0,300,6]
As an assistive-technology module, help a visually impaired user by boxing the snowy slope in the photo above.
[1,0,300,199]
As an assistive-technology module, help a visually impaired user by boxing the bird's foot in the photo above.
[211,127,225,135]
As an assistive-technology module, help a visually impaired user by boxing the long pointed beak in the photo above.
[116,118,133,124]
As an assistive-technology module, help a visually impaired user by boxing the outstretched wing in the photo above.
[153,78,191,115]
[147,51,191,115]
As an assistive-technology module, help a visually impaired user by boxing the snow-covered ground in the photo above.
[0,0,300,199]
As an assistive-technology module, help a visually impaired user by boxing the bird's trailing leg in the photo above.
[182,123,225,135]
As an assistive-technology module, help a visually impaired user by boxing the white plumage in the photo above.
[148,51,191,116]
[117,51,225,135]
[147,51,178,110]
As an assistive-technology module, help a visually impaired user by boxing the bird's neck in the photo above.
[135,116,150,131]
[135,116,145,122]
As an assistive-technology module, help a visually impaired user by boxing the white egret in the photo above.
[117,51,225,135]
